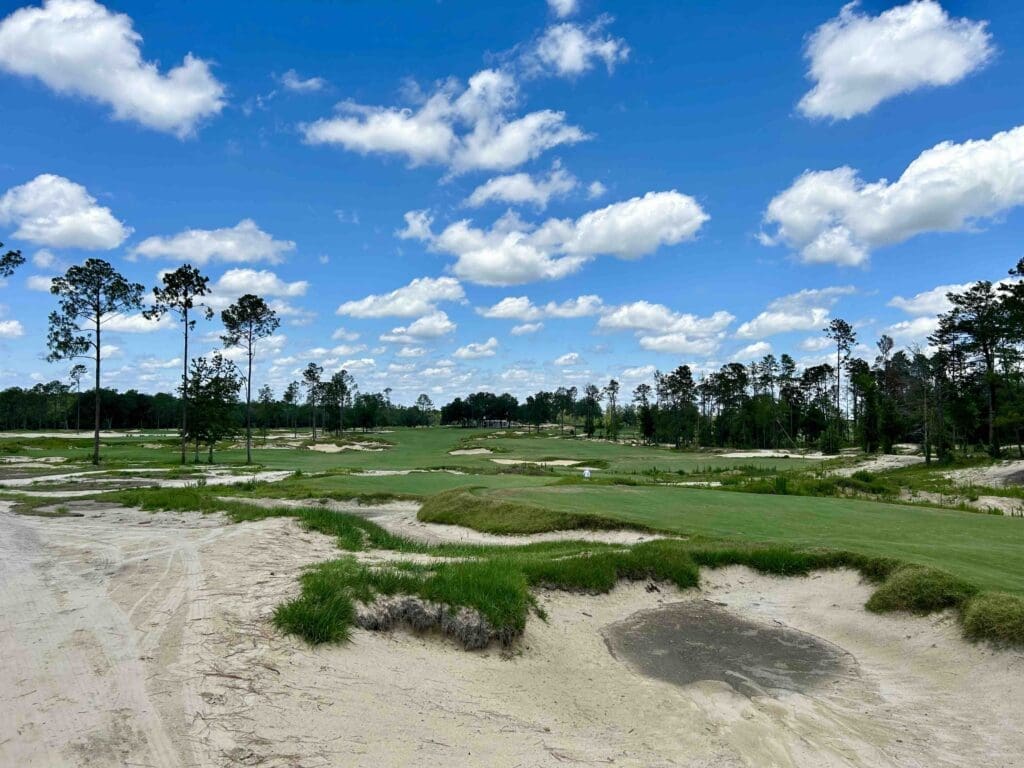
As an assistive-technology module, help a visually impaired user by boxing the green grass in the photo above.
[417,488,652,535]
[490,484,1024,594]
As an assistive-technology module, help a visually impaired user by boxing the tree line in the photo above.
[30,258,436,464]
[442,259,1024,462]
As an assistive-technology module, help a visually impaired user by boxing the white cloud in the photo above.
[545,294,603,317]
[396,346,425,358]
[884,315,939,347]
[411,191,708,285]
[598,301,733,357]
[380,311,456,343]
[32,249,55,267]
[138,356,181,370]
[511,322,543,335]
[302,68,587,174]
[547,0,578,18]
[0,174,130,249]
[736,341,771,359]
[532,20,629,78]
[622,364,657,381]
[799,336,833,352]
[478,296,542,322]
[736,286,854,338]
[454,337,499,359]
[26,275,52,291]
[280,68,326,93]
[337,276,464,318]
[888,282,972,316]
[587,181,607,199]
[132,219,295,264]
[466,164,576,209]
[554,351,581,366]
[0,319,24,338]
[761,125,1024,266]
[103,312,171,333]
[799,0,993,120]
[213,268,308,298]
[0,0,225,137]
[331,327,360,341]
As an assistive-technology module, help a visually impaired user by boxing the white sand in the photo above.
[308,442,387,453]
[829,454,926,477]
[490,458,581,467]
[720,450,826,459]
[448,448,492,456]
[3,503,1021,767]
[945,459,1024,488]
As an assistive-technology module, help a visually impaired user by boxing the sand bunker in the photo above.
[4,502,1022,767]
[353,469,465,477]
[309,442,387,453]
[449,448,492,456]
[945,459,1024,488]
[605,599,855,697]
[829,454,925,477]
[491,458,581,467]
[720,450,826,459]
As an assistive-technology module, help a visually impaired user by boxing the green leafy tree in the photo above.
[144,264,213,464]
[415,393,434,427]
[69,363,87,433]
[221,294,280,463]
[183,353,242,463]
[302,362,324,439]
[257,384,274,441]
[327,369,356,434]
[46,259,144,464]
[0,243,25,277]
[283,380,301,437]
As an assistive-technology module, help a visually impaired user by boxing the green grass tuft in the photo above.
[960,592,1024,646]
[866,565,978,615]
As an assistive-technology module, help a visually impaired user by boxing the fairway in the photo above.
[488,484,1024,594]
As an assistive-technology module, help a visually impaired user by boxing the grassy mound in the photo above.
[961,593,1024,646]
[866,565,978,614]
[417,488,653,535]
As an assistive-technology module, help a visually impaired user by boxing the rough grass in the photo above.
[417,488,653,535]
[101,482,1024,651]
[866,565,978,615]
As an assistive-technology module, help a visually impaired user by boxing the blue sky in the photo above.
[1,0,1022,403]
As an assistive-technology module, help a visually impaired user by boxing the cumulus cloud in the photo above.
[466,163,577,209]
[736,286,854,338]
[102,312,171,333]
[587,181,607,199]
[409,191,708,285]
[380,311,456,343]
[396,346,425,358]
[800,0,993,120]
[32,249,55,267]
[331,327,360,341]
[598,301,734,356]
[280,68,326,93]
[336,276,464,318]
[888,281,973,316]
[761,125,1024,266]
[132,220,295,264]
[0,174,130,249]
[213,268,308,298]
[302,68,587,174]
[547,0,578,18]
[26,275,52,291]
[736,341,772,359]
[0,0,225,136]
[511,322,543,335]
[532,20,629,78]
[477,293,604,322]
[0,319,24,338]
[454,337,499,359]
[553,351,581,366]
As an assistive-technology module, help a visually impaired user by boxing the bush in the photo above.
[960,592,1024,646]
[866,565,977,614]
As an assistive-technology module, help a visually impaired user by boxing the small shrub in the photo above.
[866,565,978,615]
[960,592,1024,647]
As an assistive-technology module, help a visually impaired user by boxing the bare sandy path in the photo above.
[3,502,1023,767]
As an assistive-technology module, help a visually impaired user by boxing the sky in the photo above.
[0,0,1023,404]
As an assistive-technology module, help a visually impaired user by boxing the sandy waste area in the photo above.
[2,498,1022,767]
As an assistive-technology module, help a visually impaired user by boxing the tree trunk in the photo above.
[93,315,101,465]
[181,306,188,465]
[245,328,253,464]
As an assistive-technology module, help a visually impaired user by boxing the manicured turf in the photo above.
[485,484,1024,594]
